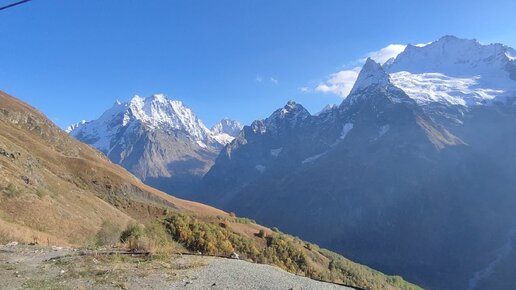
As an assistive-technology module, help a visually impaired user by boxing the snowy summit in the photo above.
[384,36,516,106]
[68,94,241,153]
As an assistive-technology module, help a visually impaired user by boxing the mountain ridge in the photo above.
[384,36,516,108]
[197,36,516,290]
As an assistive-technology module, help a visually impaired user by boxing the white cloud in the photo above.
[256,75,279,85]
[315,67,361,97]
[314,43,410,98]
[416,42,431,47]
[364,44,407,64]
[299,87,310,93]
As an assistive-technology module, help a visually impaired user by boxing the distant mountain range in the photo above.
[195,36,516,290]
[68,94,242,197]
[0,90,420,290]
[65,35,516,290]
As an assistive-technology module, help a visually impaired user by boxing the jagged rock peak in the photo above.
[65,120,86,133]
[349,58,390,96]
[316,104,338,116]
[67,93,216,152]
[268,100,311,122]
[211,118,243,137]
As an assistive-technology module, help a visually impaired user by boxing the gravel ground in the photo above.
[169,256,352,290]
[0,244,351,290]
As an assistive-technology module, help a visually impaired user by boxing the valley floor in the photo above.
[0,244,350,290]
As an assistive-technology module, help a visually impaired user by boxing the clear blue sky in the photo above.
[0,0,515,128]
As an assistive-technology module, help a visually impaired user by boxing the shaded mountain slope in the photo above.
[198,58,516,290]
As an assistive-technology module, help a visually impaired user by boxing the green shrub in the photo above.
[163,214,242,256]
[119,222,181,255]
[162,214,308,274]
[120,223,146,251]
[256,229,266,238]
[143,222,181,256]
[233,217,256,224]
[259,234,309,274]
[2,183,21,198]
[94,221,121,247]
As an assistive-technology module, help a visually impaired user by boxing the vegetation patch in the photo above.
[93,221,122,247]
[2,183,21,198]
[316,248,421,290]
[119,222,183,257]
[160,213,421,290]
[163,213,309,274]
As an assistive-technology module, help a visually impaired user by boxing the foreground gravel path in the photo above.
[170,256,352,290]
[0,244,351,290]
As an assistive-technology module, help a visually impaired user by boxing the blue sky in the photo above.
[0,0,515,128]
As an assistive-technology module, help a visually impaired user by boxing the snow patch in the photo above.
[302,152,327,164]
[390,71,513,106]
[255,165,266,173]
[196,140,208,149]
[340,123,354,140]
[211,133,234,146]
[270,148,283,157]
[65,120,86,133]
[379,125,390,137]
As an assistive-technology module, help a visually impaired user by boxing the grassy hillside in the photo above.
[0,91,420,289]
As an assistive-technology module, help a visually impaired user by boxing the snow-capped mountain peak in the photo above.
[341,58,415,108]
[211,118,243,137]
[65,120,86,133]
[386,35,512,77]
[67,94,244,192]
[68,94,236,153]
[349,58,390,96]
[265,100,311,128]
[384,36,516,107]
[123,94,211,141]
